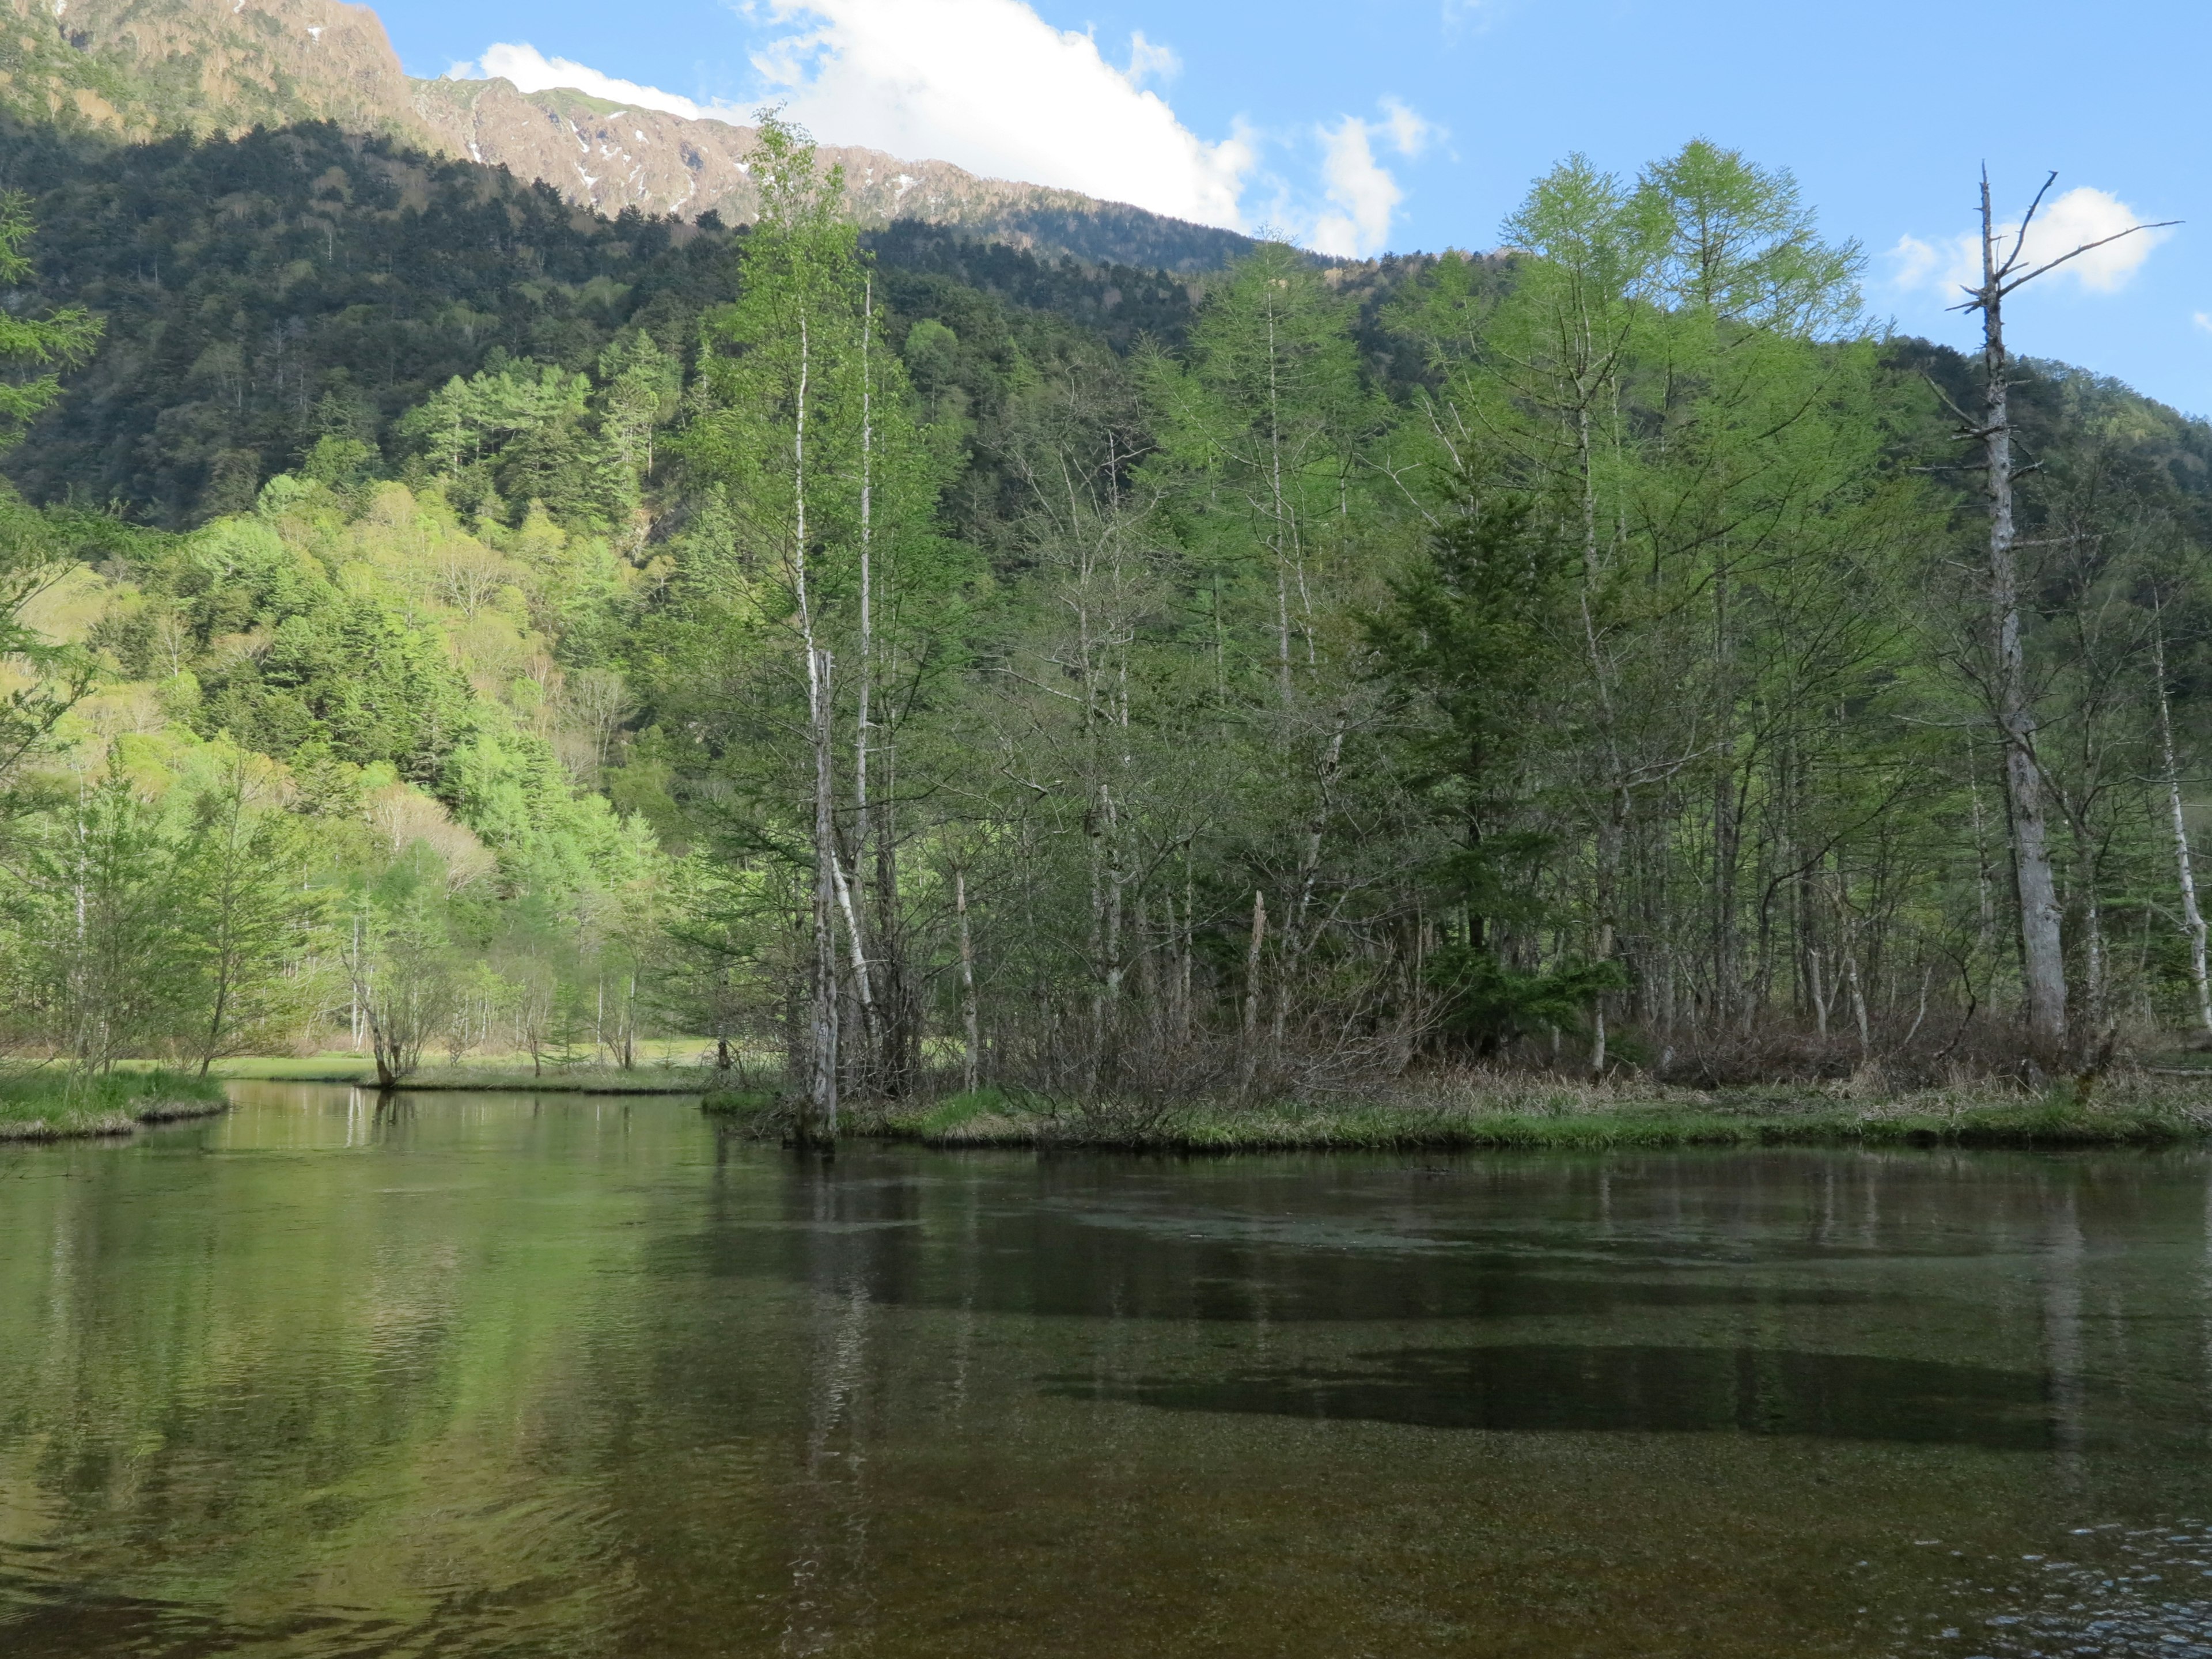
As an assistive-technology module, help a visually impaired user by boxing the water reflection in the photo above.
[3,1088,2212,1657]
[1052,1343,2055,1448]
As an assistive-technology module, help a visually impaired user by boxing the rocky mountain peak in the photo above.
[0,0,1253,269]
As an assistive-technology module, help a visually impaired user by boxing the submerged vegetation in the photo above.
[2,112,2211,1134]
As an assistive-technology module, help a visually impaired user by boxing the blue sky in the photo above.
[371,0,2210,415]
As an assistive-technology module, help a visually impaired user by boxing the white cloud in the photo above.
[451,42,745,124]
[1377,96,1435,159]
[1889,185,2172,300]
[1888,231,1945,292]
[1124,30,1179,88]
[2195,311,2212,335]
[1310,120,1396,258]
[748,0,1253,228]
[1306,99,1437,258]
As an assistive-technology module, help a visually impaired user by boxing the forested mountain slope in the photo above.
[0,123,1207,522]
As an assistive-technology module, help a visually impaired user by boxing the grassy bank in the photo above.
[213,1054,720,1093]
[0,1069,230,1141]
[703,1074,2212,1153]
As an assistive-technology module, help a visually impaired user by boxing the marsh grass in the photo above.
[0,1069,229,1141]
[703,1067,2212,1152]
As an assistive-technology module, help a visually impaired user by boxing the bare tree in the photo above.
[1950,168,2175,1063]
[563,668,632,777]
[434,544,509,620]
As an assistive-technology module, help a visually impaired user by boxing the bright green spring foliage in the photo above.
[0,426,662,1082]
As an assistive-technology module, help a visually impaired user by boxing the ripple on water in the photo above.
[1914,1521,2212,1657]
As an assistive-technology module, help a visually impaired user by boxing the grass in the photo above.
[700,1073,2212,1153]
[0,1067,230,1142]
[213,1052,722,1093]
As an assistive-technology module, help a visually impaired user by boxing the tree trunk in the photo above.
[2156,621,2212,1036]
[805,646,840,1141]
[830,846,878,1080]
[850,274,883,1085]
[1590,785,1627,1078]
[1178,862,1195,1046]
[956,865,979,1093]
[1974,173,2068,1060]
[1240,890,1267,1091]
[1279,722,1344,1053]
[874,734,912,1095]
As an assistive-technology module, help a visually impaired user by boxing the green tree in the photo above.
[1143,241,1378,708]
[4,764,191,1071]
[0,494,92,806]
[597,331,681,478]
[0,191,100,444]
[350,847,461,1088]
[0,193,101,810]
[1364,487,1570,954]
[677,110,950,1124]
[172,746,329,1074]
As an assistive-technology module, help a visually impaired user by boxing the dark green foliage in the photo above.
[224,600,476,782]
[0,123,744,522]
[0,123,1263,530]
[862,221,1200,351]
[0,188,99,440]
[1425,946,1628,1053]
[1364,487,1571,938]
[1899,339,2212,527]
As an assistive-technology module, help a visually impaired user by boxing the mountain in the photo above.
[0,0,415,140]
[0,0,1256,270]
[406,79,1257,271]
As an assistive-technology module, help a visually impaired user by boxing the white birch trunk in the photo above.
[2156,622,2212,1036]
[955,865,979,1092]
[1240,890,1267,1090]
[807,647,840,1137]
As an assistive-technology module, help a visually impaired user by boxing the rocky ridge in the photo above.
[0,0,1253,269]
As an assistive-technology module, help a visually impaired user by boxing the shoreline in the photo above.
[703,1085,2212,1153]
[0,1097,230,1143]
[24,1066,2206,1153]
[211,1060,717,1094]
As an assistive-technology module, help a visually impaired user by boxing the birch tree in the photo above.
[682,113,946,1130]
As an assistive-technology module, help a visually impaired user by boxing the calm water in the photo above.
[5,1085,2212,1656]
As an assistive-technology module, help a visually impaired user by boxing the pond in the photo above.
[4,1081,2212,1657]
